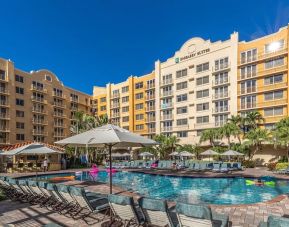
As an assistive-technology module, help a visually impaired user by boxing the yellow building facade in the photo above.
[237,25,289,128]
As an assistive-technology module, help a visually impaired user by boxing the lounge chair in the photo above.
[108,194,143,226]
[176,202,229,227]
[220,163,229,173]
[212,163,221,172]
[258,215,289,227]
[69,186,109,222]
[139,197,174,227]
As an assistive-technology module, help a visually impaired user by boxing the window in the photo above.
[122,106,129,112]
[264,90,283,101]
[196,62,209,73]
[215,114,228,126]
[100,97,106,103]
[122,86,129,93]
[215,100,228,112]
[176,81,188,90]
[177,106,187,114]
[214,72,228,85]
[122,96,129,103]
[16,87,24,94]
[100,106,106,111]
[240,95,257,109]
[196,89,209,99]
[264,107,283,116]
[240,65,257,79]
[240,80,257,94]
[240,49,257,63]
[136,114,144,120]
[196,116,209,124]
[16,122,24,129]
[135,103,143,110]
[45,75,52,81]
[177,131,188,138]
[112,89,119,96]
[16,99,24,106]
[265,40,284,53]
[177,118,188,126]
[135,82,143,89]
[122,116,129,122]
[265,57,284,69]
[215,57,229,70]
[16,134,25,141]
[147,79,155,88]
[0,70,6,80]
[176,69,187,78]
[16,110,24,117]
[264,74,283,85]
[135,93,143,100]
[196,76,209,86]
[136,124,144,130]
[15,75,24,83]
[176,94,187,102]
[196,103,209,111]
[264,124,276,131]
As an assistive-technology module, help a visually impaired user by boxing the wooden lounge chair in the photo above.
[176,202,229,227]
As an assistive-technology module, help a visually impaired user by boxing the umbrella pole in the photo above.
[109,144,113,194]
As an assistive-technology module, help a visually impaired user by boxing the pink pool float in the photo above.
[106,168,117,173]
[89,164,99,174]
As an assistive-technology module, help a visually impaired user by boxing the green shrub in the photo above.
[0,189,5,201]
[242,160,256,168]
[267,162,277,171]
[275,162,289,170]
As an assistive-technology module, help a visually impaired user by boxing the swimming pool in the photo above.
[26,171,289,205]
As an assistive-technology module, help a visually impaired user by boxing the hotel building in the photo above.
[0,58,92,145]
[237,26,289,129]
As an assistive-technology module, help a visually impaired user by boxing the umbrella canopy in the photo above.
[220,150,244,156]
[55,124,157,194]
[55,124,158,148]
[179,151,195,157]
[200,149,220,156]
[139,152,154,157]
[121,152,131,157]
[111,152,122,157]
[0,143,63,156]
[169,151,179,156]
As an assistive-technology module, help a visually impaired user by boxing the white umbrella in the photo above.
[55,124,157,194]
[179,151,195,157]
[200,149,219,161]
[139,152,154,157]
[111,152,122,157]
[220,150,244,156]
[169,151,179,156]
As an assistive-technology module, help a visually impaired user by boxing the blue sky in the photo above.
[0,0,289,94]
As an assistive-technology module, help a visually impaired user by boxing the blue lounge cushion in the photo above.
[176,203,212,220]
[139,197,168,212]
[108,194,134,206]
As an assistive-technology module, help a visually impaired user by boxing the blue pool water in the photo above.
[27,171,289,205]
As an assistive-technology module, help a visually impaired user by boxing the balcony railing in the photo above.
[53,102,66,108]
[160,79,173,86]
[53,113,66,118]
[0,113,9,119]
[148,128,156,133]
[212,63,230,73]
[238,87,257,95]
[146,106,155,112]
[161,90,173,97]
[31,85,47,93]
[147,117,156,122]
[0,100,9,107]
[215,121,226,127]
[0,125,9,132]
[52,92,66,99]
[70,106,78,111]
[161,126,173,132]
[0,75,8,82]
[32,119,48,125]
[111,113,120,118]
[111,103,120,108]
[146,83,155,89]
[112,93,120,98]
[146,94,155,100]
[0,87,9,95]
[54,123,67,128]
[70,97,79,103]
[32,108,47,114]
[212,92,229,100]
[31,96,48,104]
[32,130,48,136]
[213,106,229,113]
[160,102,173,109]
[212,78,230,86]
[161,114,173,121]
[53,133,66,138]
[0,137,9,144]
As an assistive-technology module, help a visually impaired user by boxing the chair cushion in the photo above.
[176,203,212,220]
[108,194,134,206]
[139,197,168,212]
[268,215,289,227]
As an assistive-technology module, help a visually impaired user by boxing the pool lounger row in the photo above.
[0,176,109,224]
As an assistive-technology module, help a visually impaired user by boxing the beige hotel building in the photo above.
[1,24,289,147]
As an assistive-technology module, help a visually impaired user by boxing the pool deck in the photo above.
[1,167,289,226]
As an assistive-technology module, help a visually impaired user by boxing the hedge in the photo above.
[275,162,289,170]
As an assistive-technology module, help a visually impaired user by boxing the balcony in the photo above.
[160,102,173,109]
[175,124,189,130]
[238,87,257,96]
[31,85,47,93]
[146,94,155,100]
[160,79,173,86]
[146,116,156,122]
[0,137,9,144]
[111,113,120,118]
[161,126,173,132]
[238,82,288,96]
[213,106,229,114]
[212,92,229,100]
[148,128,156,133]
[53,113,67,118]
[32,119,48,125]
[0,100,9,107]
[54,123,67,128]
[111,93,120,99]
[53,133,66,138]
[0,113,9,120]
[0,125,9,132]
[212,63,230,73]
[215,121,226,127]
[0,75,8,83]
[161,114,173,121]
[70,106,78,111]
[53,102,66,108]
[52,92,66,99]
[146,83,155,90]
[32,108,47,114]
[145,106,155,112]
[161,90,173,98]
[31,96,48,104]
[212,78,230,87]
[239,103,257,110]
[70,97,79,103]
[0,87,9,95]
[258,99,287,108]
[32,130,48,136]
[111,103,120,108]
[194,122,216,129]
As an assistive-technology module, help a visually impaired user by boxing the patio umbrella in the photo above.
[139,152,154,157]
[55,124,157,194]
[111,152,122,157]
[200,149,219,161]
[121,152,131,156]
[169,151,179,156]
[220,150,244,161]
[179,151,195,157]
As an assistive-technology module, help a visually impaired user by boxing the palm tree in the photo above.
[244,128,269,160]
[96,114,110,127]
[227,115,245,142]
[271,117,289,160]
[164,135,180,154]
[245,111,264,130]
[220,122,242,146]
[200,128,222,147]
[153,134,169,159]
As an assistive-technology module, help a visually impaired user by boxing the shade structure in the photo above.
[169,151,179,156]
[179,151,195,157]
[220,150,244,156]
[139,152,154,157]
[111,152,122,157]
[55,124,157,194]
[0,143,63,156]
[200,149,220,156]
[121,152,131,157]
